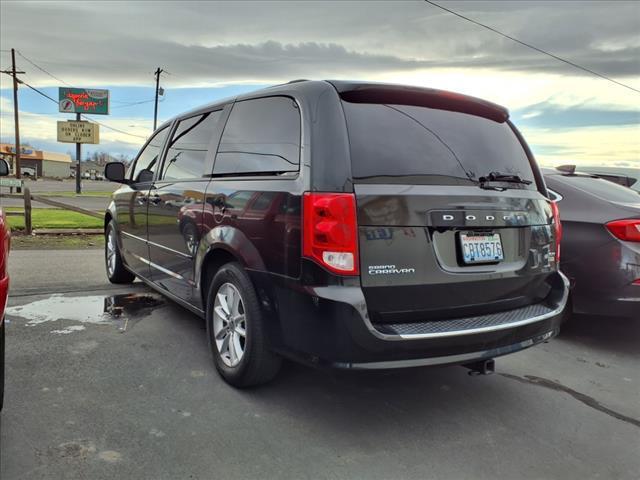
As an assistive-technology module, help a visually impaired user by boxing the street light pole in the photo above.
[153,67,163,131]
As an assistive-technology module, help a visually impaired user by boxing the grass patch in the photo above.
[11,234,104,250]
[6,208,103,230]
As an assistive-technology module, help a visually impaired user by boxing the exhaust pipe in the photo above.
[464,359,495,376]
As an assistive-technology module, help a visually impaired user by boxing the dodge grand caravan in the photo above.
[104,80,569,386]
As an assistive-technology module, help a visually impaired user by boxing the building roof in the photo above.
[0,143,72,163]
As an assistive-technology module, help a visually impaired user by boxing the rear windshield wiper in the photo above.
[479,171,532,190]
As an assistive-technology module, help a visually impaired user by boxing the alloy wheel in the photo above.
[212,282,247,367]
[106,228,116,277]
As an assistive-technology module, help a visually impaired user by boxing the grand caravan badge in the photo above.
[367,264,416,276]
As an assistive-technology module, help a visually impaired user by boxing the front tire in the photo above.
[206,262,281,387]
[105,220,135,284]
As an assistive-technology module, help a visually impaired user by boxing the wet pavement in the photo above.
[1,250,639,479]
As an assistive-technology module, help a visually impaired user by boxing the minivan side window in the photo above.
[161,110,222,181]
[130,127,170,183]
[214,96,300,175]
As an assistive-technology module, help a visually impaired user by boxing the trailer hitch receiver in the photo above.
[464,359,495,376]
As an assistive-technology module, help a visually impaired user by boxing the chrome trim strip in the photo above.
[339,330,557,369]
[132,253,185,281]
[132,268,205,317]
[121,231,192,259]
[147,238,192,259]
[120,230,146,243]
[362,272,570,341]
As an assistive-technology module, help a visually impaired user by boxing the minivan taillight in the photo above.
[550,200,562,262]
[302,192,359,275]
[606,219,640,242]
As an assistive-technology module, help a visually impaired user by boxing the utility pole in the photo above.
[153,67,164,131]
[75,112,82,194]
[1,49,25,183]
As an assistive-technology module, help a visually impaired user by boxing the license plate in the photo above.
[460,233,504,264]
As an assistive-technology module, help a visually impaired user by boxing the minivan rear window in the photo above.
[342,101,535,187]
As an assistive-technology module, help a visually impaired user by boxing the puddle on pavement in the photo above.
[6,293,165,333]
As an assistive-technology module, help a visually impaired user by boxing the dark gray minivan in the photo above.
[104,80,569,386]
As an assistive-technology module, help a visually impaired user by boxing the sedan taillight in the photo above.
[606,219,640,242]
[302,192,359,275]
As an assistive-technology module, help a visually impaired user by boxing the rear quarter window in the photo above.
[214,96,300,175]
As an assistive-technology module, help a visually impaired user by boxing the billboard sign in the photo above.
[5,146,34,155]
[57,120,100,144]
[59,88,109,115]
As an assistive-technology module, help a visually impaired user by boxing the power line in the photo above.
[16,50,73,86]
[80,114,148,139]
[423,0,640,94]
[5,55,150,140]
[16,50,160,105]
[18,79,148,139]
[112,98,157,109]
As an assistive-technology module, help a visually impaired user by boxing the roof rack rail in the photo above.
[287,79,310,84]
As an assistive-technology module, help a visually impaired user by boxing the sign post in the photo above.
[75,113,81,193]
[58,87,109,194]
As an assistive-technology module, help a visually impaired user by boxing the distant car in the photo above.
[20,167,36,178]
[577,166,640,192]
[544,167,640,318]
[0,158,12,410]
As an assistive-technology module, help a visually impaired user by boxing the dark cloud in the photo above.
[0,1,638,86]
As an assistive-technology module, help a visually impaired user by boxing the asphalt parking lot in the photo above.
[1,250,639,480]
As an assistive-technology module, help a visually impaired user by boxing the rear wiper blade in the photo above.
[479,171,533,189]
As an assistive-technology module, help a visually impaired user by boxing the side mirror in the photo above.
[207,195,226,208]
[137,168,154,183]
[0,159,10,177]
[104,162,129,184]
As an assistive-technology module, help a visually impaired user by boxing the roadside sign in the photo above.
[57,120,100,144]
[0,178,23,188]
[59,88,110,115]
[5,146,33,155]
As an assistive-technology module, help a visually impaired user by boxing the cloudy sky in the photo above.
[1,0,638,166]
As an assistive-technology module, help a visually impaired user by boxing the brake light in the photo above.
[303,192,359,275]
[632,279,640,286]
[550,201,562,262]
[606,219,640,242]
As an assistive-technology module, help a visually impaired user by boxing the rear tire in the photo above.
[105,220,135,284]
[206,262,281,387]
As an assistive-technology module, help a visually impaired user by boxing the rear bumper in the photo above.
[572,286,640,319]
[564,237,640,319]
[253,271,570,368]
